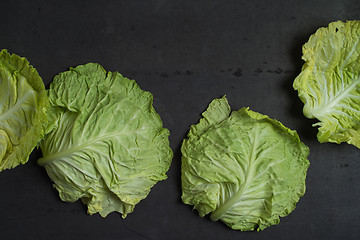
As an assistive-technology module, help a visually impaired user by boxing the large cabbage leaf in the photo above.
[0,49,48,171]
[38,63,172,218]
[181,96,309,231]
[293,20,360,147]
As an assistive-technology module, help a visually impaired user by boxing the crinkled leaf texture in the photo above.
[38,63,172,218]
[0,49,48,171]
[181,96,309,231]
[293,20,360,147]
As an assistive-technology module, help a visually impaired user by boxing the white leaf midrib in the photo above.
[210,124,261,221]
[310,36,360,118]
[38,127,151,166]
[0,90,35,123]
[314,74,360,118]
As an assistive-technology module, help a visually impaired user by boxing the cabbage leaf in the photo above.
[0,49,48,171]
[293,20,360,147]
[181,96,309,231]
[38,63,172,218]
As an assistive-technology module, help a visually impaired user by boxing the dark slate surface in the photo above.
[0,0,360,239]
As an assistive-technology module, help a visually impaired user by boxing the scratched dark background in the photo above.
[1,0,360,239]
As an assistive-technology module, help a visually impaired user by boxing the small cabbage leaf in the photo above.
[293,20,360,147]
[38,63,172,218]
[181,96,309,231]
[0,49,48,171]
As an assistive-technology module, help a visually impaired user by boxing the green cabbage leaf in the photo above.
[293,20,360,147]
[38,63,172,218]
[0,49,48,171]
[181,96,309,231]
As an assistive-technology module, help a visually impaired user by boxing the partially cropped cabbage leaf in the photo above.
[181,96,309,231]
[0,49,48,171]
[293,20,360,147]
[38,63,172,218]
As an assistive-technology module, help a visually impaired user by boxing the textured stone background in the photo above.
[1,0,360,239]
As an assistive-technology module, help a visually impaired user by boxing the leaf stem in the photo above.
[210,124,258,221]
